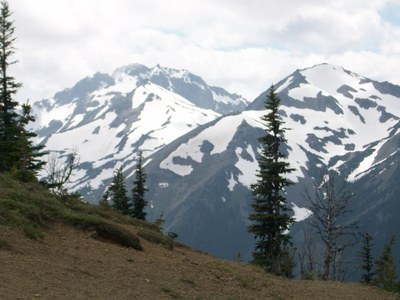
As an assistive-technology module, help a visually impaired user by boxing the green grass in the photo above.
[180,277,195,285]
[0,173,172,251]
[137,227,174,250]
[0,174,62,239]
[0,238,8,249]
[160,286,182,299]
[213,260,256,290]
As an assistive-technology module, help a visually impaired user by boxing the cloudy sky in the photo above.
[11,0,400,102]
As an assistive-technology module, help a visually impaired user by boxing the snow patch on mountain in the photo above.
[276,76,294,93]
[235,145,258,189]
[275,64,400,181]
[160,113,262,176]
[45,111,123,162]
[127,83,220,152]
[348,134,398,181]
[292,203,312,222]
[289,84,326,100]
[302,64,363,96]
[227,172,237,192]
[88,166,116,190]
[34,102,75,129]
[109,72,139,95]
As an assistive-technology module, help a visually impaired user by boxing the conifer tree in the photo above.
[154,211,165,231]
[248,86,295,277]
[14,102,46,180]
[131,151,149,220]
[99,190,110,208]
[360,232,375,284]
[374,235,398,292]
[0,1,45,178]
[0,0,22,172]
[108,167,130,215]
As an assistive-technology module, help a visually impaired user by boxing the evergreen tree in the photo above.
[154,211,165,231]
[99,189,110,208]
[13,102,46,180]
[360,232,375,284]
[131,151,148,220]
[374,235,398,292]
[0,0,22,172]
[0,1,44,178]
[248,86,295,277]
[108,167,130,215]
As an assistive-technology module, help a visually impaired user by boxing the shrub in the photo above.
[94,222,142,250]
[0,238,9,249]
[137,227,174,250]
[64,211,143,250]
[62,211,143,250]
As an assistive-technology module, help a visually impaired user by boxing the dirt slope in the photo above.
[0,223,397,300]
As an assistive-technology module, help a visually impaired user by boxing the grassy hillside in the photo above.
[0,174,397,299]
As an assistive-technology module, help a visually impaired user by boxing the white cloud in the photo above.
[9,0,400,103]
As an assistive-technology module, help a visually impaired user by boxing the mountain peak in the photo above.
[110,63,249,114]
[112,63,150,79]
[150,63,166,74]
[300,62,358,75]
[296,63,366,95]
[251,63,400,179]
[301,62,344,71]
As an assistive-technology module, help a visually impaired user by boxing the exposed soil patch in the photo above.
[0,223,397,299]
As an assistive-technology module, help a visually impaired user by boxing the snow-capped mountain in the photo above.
[33,63,400,273]
[111,63,249,114]
[140,63,399,262]
[31,64,243,193]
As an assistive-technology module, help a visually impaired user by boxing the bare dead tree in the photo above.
[45,148,80,195]
[298,223,321,280]
[303,171,358,281]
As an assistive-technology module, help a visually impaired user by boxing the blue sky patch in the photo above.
[379,2,400,26]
